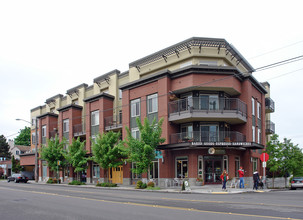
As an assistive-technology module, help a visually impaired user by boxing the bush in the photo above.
[96,182,117,187]
[141,183,147,189]
[46,178,61,184]
[69,180,85,185]
[147,181,155,188]
[136,180,143,189]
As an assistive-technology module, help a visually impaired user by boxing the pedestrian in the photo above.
[253,170,259,190]
[238,166,245,188]
[220,169,229,191]
[259,176,264,189]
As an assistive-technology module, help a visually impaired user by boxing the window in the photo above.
[149,161,158,179]
[42,125,46,137]
[131,128,140,140]
[223,155,228,173]
[176,157,188,178]
[251,98,255,116]
[258,128,261,144]
[252,126,255,142]
[93,163,100,178]
[131,99,140,117]
[257,102,261,119]
[132,162,141,179]
[201,124,219,142]
[252,158,258,171]
[200,94,219,110]
[181,124,193,140]
[180,61,192,68]
[235,157,240,177]
[63,119,69,133]
[147,94,158,114]
[91,110,99,126]
[32,118,36,127]
[180,94,193,111]
[16,150,19,155]
[119,89,122,100]
[32,133,36,145]
[72,99,78,105]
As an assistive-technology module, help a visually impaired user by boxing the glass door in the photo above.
[204,156,222,184]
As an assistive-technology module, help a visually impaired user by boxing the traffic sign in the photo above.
[260,152,269,162]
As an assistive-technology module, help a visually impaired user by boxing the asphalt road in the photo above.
[0,181,302,220]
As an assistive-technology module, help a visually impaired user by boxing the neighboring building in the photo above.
[22,37,274,187]
[8,139,30,160]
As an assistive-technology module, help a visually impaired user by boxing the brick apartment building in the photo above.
[20,37,274,187]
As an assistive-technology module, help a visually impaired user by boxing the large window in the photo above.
[251,98,255,116]
[181,124,193,140]
[93,163,100,178]
[201,124,219,142]
[131,99,140,117]
[252,126,256,142]
[176,157,188,178]
[147,94,158,114]
[63,119,69,133]
[258,128,261,144]
[200,94,219,110]
[131,128,140,140]
[42,125,46,137]
[91,110,99,126]
[252,158,258,171]
[257,102,261,119]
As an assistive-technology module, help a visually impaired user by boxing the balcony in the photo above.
[266,120,275,134]
[49,130,58,139]
[168,97,247,124]
[170,131,246,144]
[73,124,86,137]
[105,114,122,131]
[265,97,275,113]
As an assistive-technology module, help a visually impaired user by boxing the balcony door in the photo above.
[200,94,219,110]
[201,125,219,142]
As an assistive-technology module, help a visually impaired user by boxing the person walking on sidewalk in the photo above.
[220,170,228,191]
[238,166,245,188]
[253,170,260,190]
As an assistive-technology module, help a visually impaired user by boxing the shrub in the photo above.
[69,180,85,185]
[141,183,147,189]
[136,180,143,189]
[147,181,155,188]
[96,182,117,187]
[47,178,61,184]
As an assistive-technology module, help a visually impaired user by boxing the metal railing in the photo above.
[265,97,275,112]
[266,120,275,134]
[170,131,246,144]
[168,97,247,116]
[104,114,122,129]
[73,124,86,136]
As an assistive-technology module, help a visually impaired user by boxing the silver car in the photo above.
[290,177,303,190]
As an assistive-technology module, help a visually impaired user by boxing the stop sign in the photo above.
[260,152,269,162]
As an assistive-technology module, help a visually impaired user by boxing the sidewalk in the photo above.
[28,180,270,194]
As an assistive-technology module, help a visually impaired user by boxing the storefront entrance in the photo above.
[204,156,222,184]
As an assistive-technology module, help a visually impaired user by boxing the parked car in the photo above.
[7,174,28,183]
[290,177,303,190]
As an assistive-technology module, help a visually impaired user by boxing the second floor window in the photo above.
[131,99,140,117]
[252,126,256,142]
[147,94,158,114]
[252,98,255,116]
[91,110,99,126]
[42,125,46,137]
[257,102,261,119]
[63,119,69,133]
[131,127,140,140]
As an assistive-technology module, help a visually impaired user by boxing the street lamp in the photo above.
[16,118,38,183]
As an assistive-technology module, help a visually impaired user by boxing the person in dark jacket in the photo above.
[220,170,228,191]
[253,170,260,190]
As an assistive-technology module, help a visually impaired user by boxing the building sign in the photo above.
[192,142,252,146]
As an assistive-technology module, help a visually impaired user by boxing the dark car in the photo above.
[7,174,28,183]
[290,177,303,190]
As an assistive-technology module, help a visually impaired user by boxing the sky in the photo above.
[0,0,302,147]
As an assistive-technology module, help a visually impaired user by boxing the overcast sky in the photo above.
[0,0,302,148]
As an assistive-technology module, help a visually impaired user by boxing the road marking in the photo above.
[0,186,302,220]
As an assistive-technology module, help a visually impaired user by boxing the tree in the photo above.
[125,117,165,180]
[0,135,11,159]
[14,126,31,146]
[39,135,67,179]
[65,137,88,181]
[11,155,23,173]
[91,131,127,183]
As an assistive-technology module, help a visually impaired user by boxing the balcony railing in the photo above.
[170,131,246,144]
[168,97,247,123]
[266,120,275,134]
[265,97,275,113]
[104,114,122,131]
[73,124,86,137]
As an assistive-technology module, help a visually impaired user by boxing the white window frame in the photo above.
[63,119,69,133]
[93,163,100,178]
[91,110,99,126]
[119,89,122,100]
[251,98,255,116]
[257,102,261,119]
[131,98,140,117]
[42,125,46,137]
[131,127,140,140]
[252,126,255,142]
[223,155,229,173]
[258,128,261,144]
[252,158,258,171]
[235,156,240,177]
[147,93,158,114]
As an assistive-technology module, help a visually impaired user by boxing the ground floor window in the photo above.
[93,163,100,178]
[176,157,188,178]
[198,156,203,179]
[235,157,240,177]
[252,158,258,171]
[223,155,228,173]
[149,160,158,179]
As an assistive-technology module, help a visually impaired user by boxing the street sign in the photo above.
[155,150,163,159]
[262,162,267,168]
[260,152,269,162]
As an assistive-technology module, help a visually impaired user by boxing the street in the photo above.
[0,181,302,220]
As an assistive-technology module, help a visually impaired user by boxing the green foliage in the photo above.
[146,186,161,190]
[65,138,88,173]
[68,180,85,185]
[96,182,117,187]
[141,183,147,189]
[125,117,165,177]
[136,180,143,189]
[147,181,155,188]
[46,178,54,184]
[91,131,127,182]
[0,135,11,159]
[39,135,67,174]
[14,126,31,146]
[11,155,23,173]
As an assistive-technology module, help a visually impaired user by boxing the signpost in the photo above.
[260,152,269,188]
[155,151,163,187]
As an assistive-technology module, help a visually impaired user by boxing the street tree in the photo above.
[125,117,165,180]
[0,135,11,159]
[39,135,67,179]
[11,155,23,173]
[65,137,88,181]
[14,126,31,146]
[91,131,127,183]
